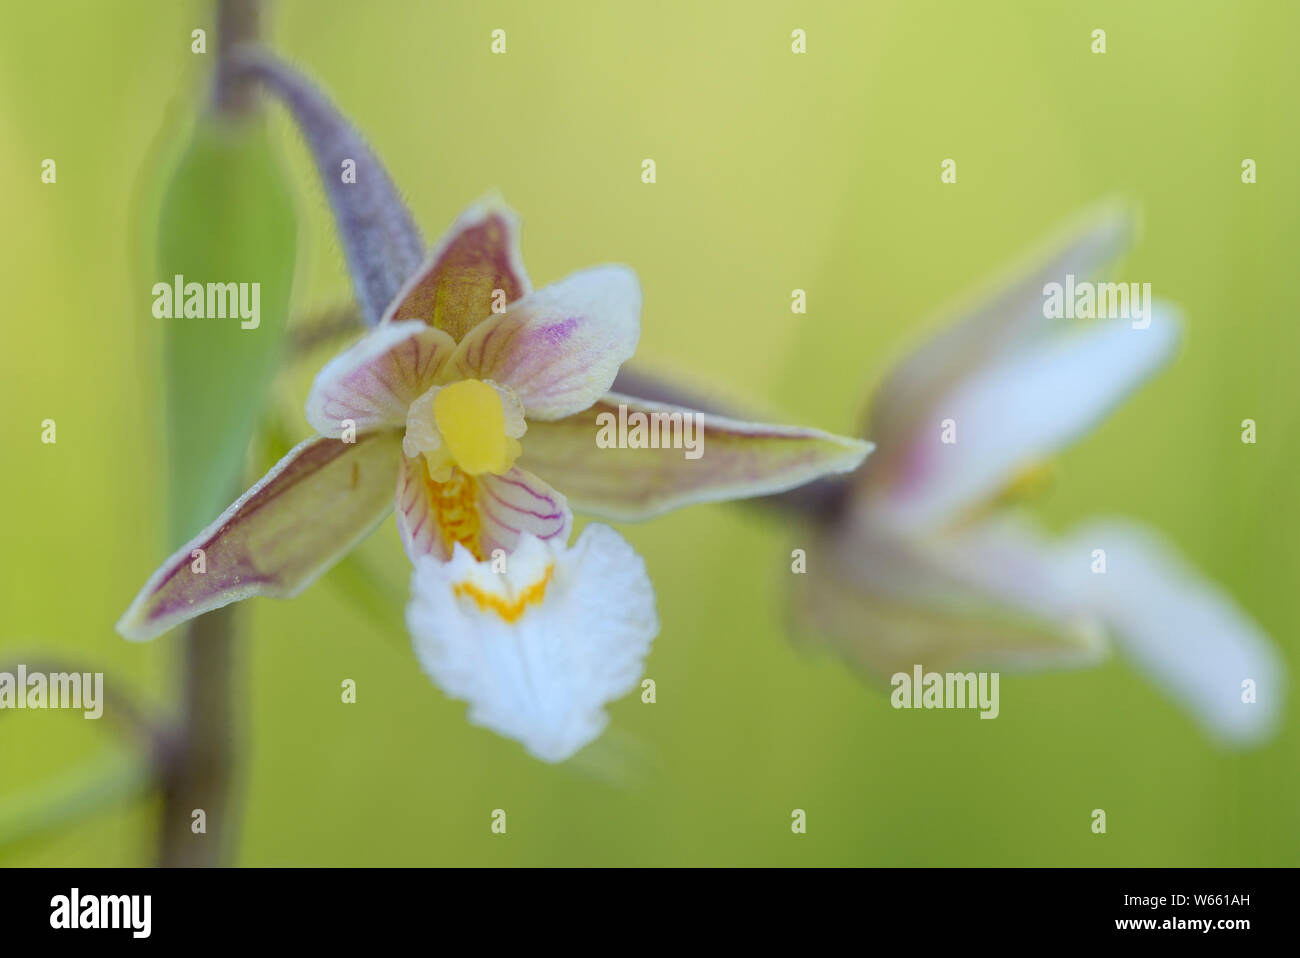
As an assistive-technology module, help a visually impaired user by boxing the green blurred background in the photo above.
[2,0,1297,866]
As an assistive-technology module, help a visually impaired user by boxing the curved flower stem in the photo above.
[0,657,169,852]
[757,471,853,521]
[229,47,426,326]
[0,656,168,756]
[0,745,157,851]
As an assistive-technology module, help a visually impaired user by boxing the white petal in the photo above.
[870,305,1181,531]
[446,265,641,420]
[305,320,457,437]
[869,203,1135,448]
[1061,520,1285,745]
[406,526,658,762]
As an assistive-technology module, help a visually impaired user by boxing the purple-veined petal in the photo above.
[518,393,871,521]
[406,525,658,762]
[1061,520,1285,745]
[869,202,1135,449]
[794,510,1107,679]
[234,51,424,327]
[395,457,572,563]
[305,320,457,437]
[117,431,404,641]
[381,197,531,343]
[866,305,1181,532]
[446,266,641,420]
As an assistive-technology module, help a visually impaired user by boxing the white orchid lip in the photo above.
[406,526,659,763]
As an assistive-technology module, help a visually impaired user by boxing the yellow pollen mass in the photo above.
[957,459,1057,529]
[995,459,1055,505]
[432,379,521,477]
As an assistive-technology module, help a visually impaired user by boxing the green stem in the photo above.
[157,603,242,866]
[213,0,262,118]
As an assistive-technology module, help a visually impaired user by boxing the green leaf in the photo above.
[157,115,298,543]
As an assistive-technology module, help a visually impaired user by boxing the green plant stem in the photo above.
[213,0,262,117]
[158,602,241,866]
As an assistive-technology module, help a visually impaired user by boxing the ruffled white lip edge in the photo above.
[406,525,659,762]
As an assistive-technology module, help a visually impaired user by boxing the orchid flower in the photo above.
[795,205,1284,745]
[116,54,870,761]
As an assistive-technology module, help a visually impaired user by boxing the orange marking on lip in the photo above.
[424,465,483,560]
[453,565,554,623]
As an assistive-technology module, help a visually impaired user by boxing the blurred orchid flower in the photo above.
[116,53,870,760]
[796,205,1284,745]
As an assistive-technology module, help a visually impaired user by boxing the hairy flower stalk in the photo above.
[231,49,424,326]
